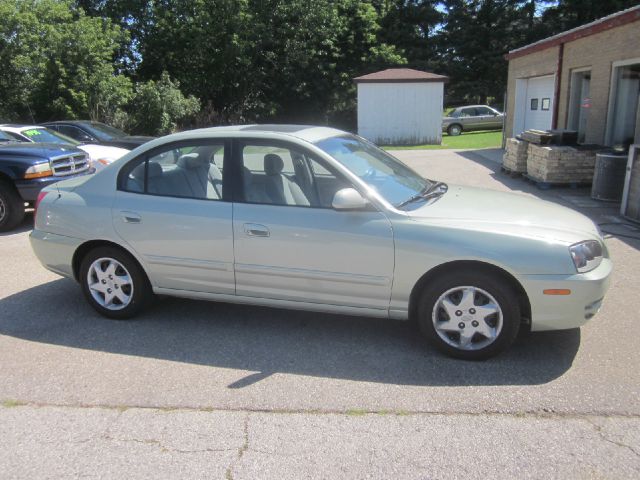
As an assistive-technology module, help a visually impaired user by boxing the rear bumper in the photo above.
[30,229,82,279]
[519,258,612,331]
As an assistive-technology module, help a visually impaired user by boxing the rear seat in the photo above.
[146,153,221,199]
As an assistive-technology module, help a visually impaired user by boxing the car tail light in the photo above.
[34,191,49,226]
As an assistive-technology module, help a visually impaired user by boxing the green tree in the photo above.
[437,0,543,106]
[126,72,200,135]
[539,0,640,36]
[0,0,132,122]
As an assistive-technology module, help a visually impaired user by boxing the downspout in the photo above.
[552,42,564,129]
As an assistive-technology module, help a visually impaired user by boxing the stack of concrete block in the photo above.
[520,129,553,145]
[527,144,598,184]
[502,138,529,172]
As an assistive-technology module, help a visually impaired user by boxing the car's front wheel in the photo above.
[417,271,520,360]
[0,180,25,232]
[447,124,462,136]
[79,246,151,319]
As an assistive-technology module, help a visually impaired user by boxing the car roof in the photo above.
[40,120,90,126]
[454,105,495,110]
[166,124,348,143]
[0,124,43,132]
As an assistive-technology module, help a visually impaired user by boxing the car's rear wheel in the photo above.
[79,246,151,319]
[0,180,26,232]
[417,271,520,360]
[447,124,462,136]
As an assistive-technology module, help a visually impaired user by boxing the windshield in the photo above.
[20,127,80,145]
[314,135,431,206]
[83,122,127,141]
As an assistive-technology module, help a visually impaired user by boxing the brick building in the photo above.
[505,6,640,148]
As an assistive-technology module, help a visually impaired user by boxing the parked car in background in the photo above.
[442,105,504,136]
[0,125,129,170]
[0,130,94,231]
[40,121,154,149]
[30,125,611,360]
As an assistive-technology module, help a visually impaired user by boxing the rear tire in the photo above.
[0,180,25,232]
[79,246,152,320]
[417,271,520,360]
[447,124,462,136]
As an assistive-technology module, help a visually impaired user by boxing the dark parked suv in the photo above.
[41,120,154,149]
[0,130,94,231]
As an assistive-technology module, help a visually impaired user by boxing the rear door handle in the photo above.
[244,223,270,237]
[121,211,142,224]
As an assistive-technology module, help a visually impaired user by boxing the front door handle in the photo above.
[244,223,270,237]
[121,211,142,224]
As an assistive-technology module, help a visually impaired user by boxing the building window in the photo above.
[541,98,550,111]
[530,98,538,110]
[607,62,640,149]
[567,70,591,143]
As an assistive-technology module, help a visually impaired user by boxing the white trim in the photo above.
[621,144,639,218]
[605,57,640,146]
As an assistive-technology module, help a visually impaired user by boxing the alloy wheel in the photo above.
[431,286,503,351]
[87,257,134,311]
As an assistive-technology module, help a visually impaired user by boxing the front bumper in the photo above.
[30,229,83,279]
[519,258,612,331]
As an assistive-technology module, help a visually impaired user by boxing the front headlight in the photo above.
[96,157,114,166]
[24,162,53,179]
[569,240,603,273]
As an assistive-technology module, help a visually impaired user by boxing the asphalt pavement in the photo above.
[1,148,639,478]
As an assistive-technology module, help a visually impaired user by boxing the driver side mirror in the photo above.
[332,188,369,211]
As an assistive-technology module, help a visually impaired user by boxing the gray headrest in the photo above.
[147,161,163,178]
[177,153,207,169]
[264,154,284,176]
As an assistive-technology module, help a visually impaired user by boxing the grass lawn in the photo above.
[383,130,503,150]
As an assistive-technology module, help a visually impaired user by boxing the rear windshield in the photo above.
[83,122,127,141]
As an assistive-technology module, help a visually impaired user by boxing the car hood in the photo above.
[78,144,129,161]
[0,142,82,158]
[405,184,600,244]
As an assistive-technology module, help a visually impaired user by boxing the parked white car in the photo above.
[0,125,129,170]
[30,125,612,359]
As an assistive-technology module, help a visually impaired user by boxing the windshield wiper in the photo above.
[395,182,448,208]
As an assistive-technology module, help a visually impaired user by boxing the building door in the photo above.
[607,62,640,148]
[568,70,591,143]
[524,75,555,131]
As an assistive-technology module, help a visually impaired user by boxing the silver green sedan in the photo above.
[30,125,611,360]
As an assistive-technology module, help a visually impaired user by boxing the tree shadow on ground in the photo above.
[0,278,581,388]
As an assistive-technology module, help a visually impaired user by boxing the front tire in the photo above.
[79,246,151,319]
[417,271,520,360]
[447,124,462,136]
[0,180,25,232]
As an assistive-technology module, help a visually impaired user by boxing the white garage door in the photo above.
[523,75,555,131]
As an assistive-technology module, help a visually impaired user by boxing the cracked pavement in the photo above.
[1,149,639,478]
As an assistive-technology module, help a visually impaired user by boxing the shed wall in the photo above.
[357,83,444,145]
